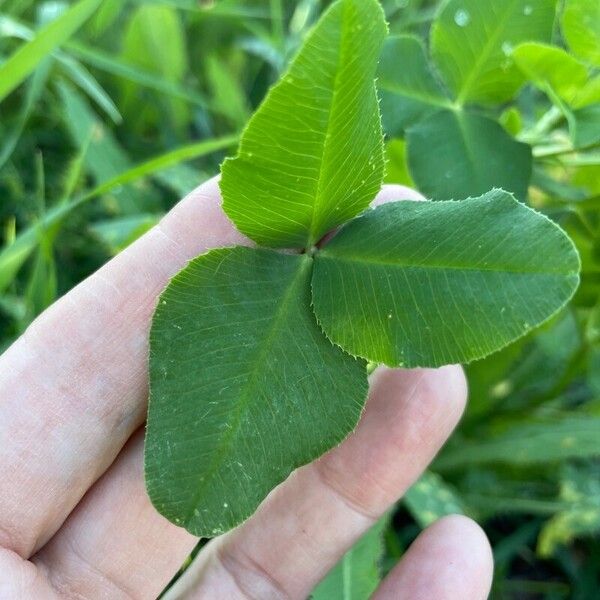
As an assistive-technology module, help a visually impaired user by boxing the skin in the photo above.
[0,178,494,599]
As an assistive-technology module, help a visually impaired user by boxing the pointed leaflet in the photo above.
[145,247,367,536]
[220,0,386,248]
[406,110,532,200]
[312,191,580,368]
[378,35,452,135]
[430,0,557,105]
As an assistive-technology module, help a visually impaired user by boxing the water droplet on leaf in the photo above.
[454,9,470,27]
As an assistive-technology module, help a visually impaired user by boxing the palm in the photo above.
[0,178,492,599]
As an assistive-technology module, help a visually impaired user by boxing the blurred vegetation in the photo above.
[1,0,599,598]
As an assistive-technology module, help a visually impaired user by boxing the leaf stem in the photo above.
[518,106,563,145]
[366,362,378,375]
[534,140,600,159]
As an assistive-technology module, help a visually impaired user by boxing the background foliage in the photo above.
[1,0,599,597]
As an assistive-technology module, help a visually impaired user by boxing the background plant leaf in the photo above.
[220,0,386,248]
[145,247,368,536]
[562,0,600,67]
[404,471,466,528]
[437,414,600,470]
[570,105,600,149]
[378,34,451,135]
[538,464,600,557]
[312,191,580,367]
[378,36,534,200]
[406,109,532,199]
[512,42,590,105]
[430,0,557,105]
[120,4,189,133]
[312,516,388,600]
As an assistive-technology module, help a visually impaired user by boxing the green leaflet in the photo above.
[431,0,557,105]
[312,191,580,368]
[512,42,590,105]
[499,106,523,136]
[220,0,386,248]
[562,0,600,67]
[145,247,367,536]
[406,110,532,200]
[312,516,388,600]
[378,35,452,135]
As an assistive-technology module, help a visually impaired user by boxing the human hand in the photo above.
[0,178,493,599]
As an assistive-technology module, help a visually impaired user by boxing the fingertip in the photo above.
[433,514,494,574]
[373,184,426,207]
[370,363,467,437]
[373,514,493,600]
[426,364,468,426]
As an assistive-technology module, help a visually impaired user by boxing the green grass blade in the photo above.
[0,59,50,169]
[0,134,239,293]
[65,41,215,112]
[90,135,239,198]
[58,54,122,123]
[0,0,102,102]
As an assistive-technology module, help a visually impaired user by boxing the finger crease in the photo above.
[38,539,137,600]
[312,461,379,523]
[215,542,291,600]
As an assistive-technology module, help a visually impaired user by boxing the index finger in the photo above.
[0,177,248,558]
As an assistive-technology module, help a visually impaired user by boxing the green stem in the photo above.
[534,140,600,159]
[519,106,563,144]
[366,362,379,375]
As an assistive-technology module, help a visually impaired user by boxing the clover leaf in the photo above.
[145,0,580,536]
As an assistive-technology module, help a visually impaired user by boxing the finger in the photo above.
[33,431,197,600]
[166,365,467,599]
[0,176,248,557]
[372,515,494,600]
